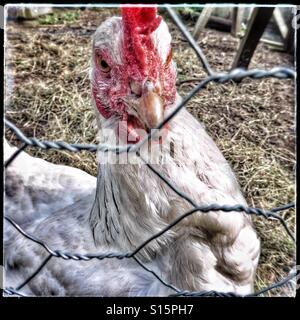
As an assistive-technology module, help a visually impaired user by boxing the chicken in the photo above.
[4,6,260,296]
[4,138,96,226]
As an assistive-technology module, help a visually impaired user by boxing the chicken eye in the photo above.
[98,59,111,73]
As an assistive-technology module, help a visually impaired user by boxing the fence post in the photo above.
[193,6,214,41]
[231,7,245,37]
[231,7,274,70]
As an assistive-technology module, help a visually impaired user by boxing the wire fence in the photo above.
[3,6,297,297]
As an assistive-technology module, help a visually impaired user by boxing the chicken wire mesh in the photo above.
[2,6,297,297]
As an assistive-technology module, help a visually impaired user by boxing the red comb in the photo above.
[121,6,161,35]
[121,5,162,78]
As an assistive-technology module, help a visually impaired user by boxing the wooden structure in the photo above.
[231,7,245,37]
[231,7,274,69]
[192,6,295,69]
[193,6,214,40]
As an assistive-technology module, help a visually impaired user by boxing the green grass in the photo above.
[38,11,80,25]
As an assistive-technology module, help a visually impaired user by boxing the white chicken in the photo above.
[4,138,96,226]
[4,7,260,296]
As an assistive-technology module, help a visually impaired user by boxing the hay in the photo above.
[4,8,295,296]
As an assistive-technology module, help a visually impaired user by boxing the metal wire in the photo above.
[3,8,297,297]
[166,6,214,76]
[5,67,295,158]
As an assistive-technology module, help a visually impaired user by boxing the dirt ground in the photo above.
[4,7,296,296]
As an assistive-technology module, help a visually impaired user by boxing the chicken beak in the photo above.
[139,81,164,131]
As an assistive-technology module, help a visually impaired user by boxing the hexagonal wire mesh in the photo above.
[3,6,297,297]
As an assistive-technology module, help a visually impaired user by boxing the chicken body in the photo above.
[4,102,260,295]
[5,141,169,296]
[4,139,96,226]
[4,10,260,296]
[90,99,260,295]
